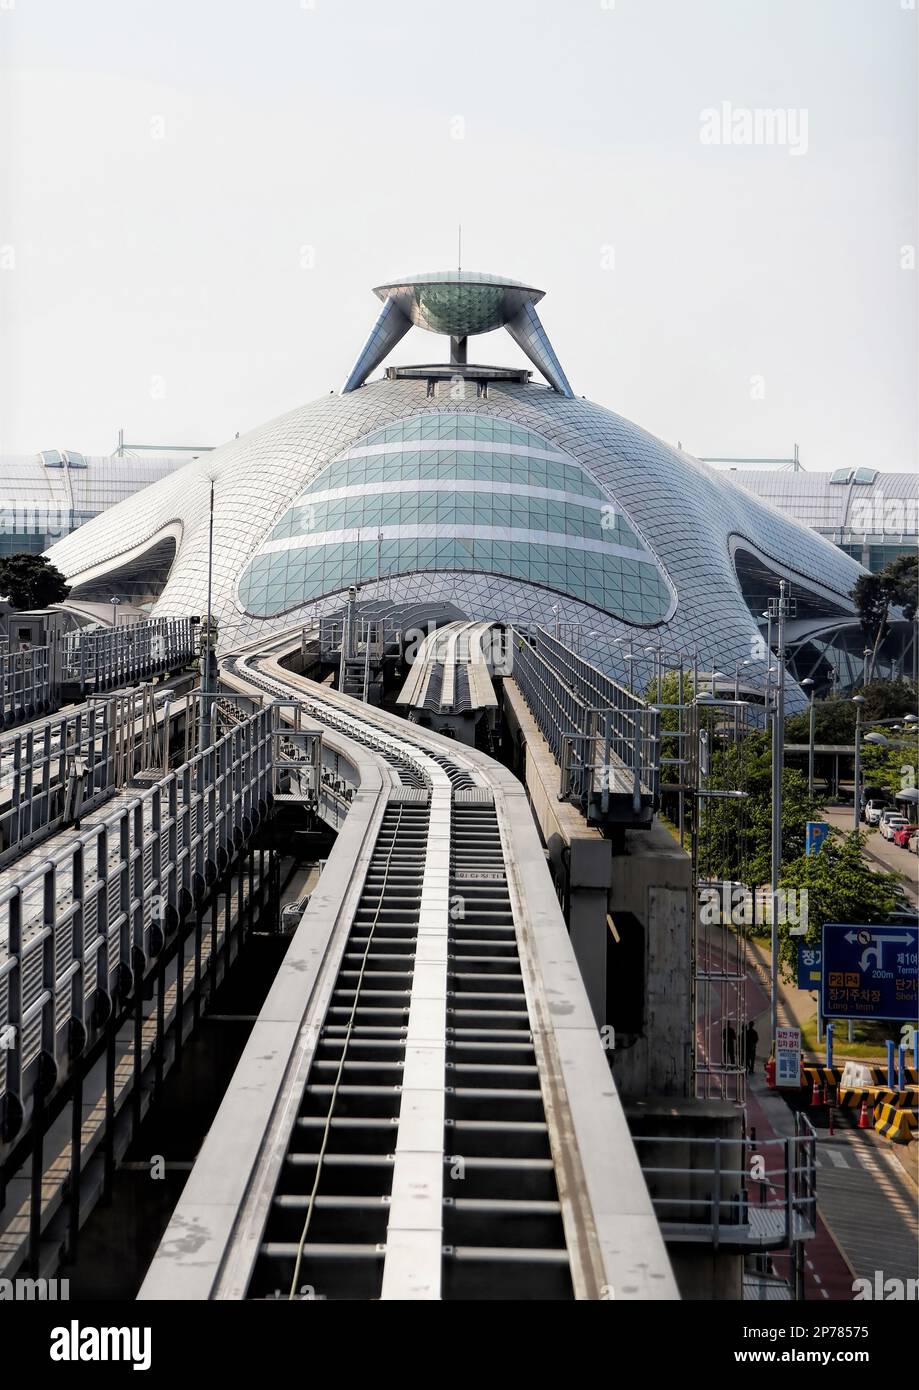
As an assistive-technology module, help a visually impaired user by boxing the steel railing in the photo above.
[509,626,659,812]
[1,648,53,728]
[631,1116,817,1249]
[0,704,275,1142]
[62,617,197,695]
[0,686,184,868]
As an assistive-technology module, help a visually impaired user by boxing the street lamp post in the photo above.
[760,609,774,734]
[110,596,121,630]
[733,658,749,703]
[644,644,661,696]
[852,695,866,832]
[200,477,217,753]
[734,659,750,741]
[768,582,794,1046]
[801,677,816,798]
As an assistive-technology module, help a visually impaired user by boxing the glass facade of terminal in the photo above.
[0,453,186,554]
[729,469,917,574]
[238,414,673,623]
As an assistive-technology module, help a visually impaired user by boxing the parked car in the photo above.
[893,823,919,848]
[885,907,919,927]
[909,831,919,855]
[881,815,910,841]
[864,799,890,826]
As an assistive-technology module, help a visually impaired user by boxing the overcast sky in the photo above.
[1,0,916,471]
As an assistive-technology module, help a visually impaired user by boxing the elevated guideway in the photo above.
[396,620,499,745]
[139,628,678,1302]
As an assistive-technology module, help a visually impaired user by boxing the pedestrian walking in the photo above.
[745,1020,759,1075]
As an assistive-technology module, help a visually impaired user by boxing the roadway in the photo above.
[822,806,918,907]
[742,939,918,1300]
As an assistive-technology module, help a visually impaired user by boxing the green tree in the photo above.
[861,677,919,723]
[852,554,918,680]
[0,553,70,609]
[860,727,919,801]
[784,679,919,746]
[777,832,902,978]
[696,732,825,888]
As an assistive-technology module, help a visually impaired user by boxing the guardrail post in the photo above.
[601,715,612,815]
[712,1138,721,1250]
[7,892,23,1100]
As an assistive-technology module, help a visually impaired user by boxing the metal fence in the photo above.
[509,626,660,813]
[0,647,53,729]
[62,617,197,695]
[0,703,275,1143]
[632,1115,817,1252]
[0,686,181,869]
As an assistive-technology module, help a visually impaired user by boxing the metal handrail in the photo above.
[61,617,197,694]
[0,686,181,867]
[631,1117,818,1247]
[0,704,275,1138]
[0,647,52,727]
[509,626,659,810]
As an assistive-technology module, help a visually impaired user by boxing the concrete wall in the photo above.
[610,823,692,1099]
[503,680,692,1099]
[627,1098,745,1300]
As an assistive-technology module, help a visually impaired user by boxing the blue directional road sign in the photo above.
[797,943,822,990]
[821,923,919,1023]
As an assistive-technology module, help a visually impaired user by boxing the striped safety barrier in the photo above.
[838,1087,915,1109]
[873,1104,917,1144]
[867,1064,918,1086]
[804,1065,842,1088]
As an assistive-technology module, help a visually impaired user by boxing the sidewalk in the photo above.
[745,935,816,1036]
[744,1072,855,1300]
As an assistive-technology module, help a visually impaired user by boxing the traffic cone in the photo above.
[858,1097,871,1129]
[809,1077,820,1107]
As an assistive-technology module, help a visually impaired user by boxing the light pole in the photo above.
[200,477,217,752]
[734,658,751,702]
[110,596,121,630]
[801,677,816,797]
[339,585,358,692]
[733,659,750,742]
[644,644,661,697]
[768,581,794,1046]
[760,609,773,731]
[850,712,917,825]
[852,694,866,831]
[863,646,872,687]
[614,636,634,690]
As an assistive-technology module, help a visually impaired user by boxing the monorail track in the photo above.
[139,630,677,1301]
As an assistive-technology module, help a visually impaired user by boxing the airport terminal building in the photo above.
[44,271,911,695]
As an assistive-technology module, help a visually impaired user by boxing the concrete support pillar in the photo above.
[502,680,692,1098]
